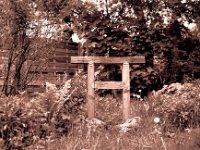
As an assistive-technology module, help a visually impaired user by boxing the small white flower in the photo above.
[136,95,141,99]
[185,128,191,133]
[154,117,160,123]
[138,89,142,93]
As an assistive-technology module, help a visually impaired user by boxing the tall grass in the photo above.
[1,79,200,150]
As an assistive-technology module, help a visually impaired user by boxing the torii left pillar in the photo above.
[87,61,95,119]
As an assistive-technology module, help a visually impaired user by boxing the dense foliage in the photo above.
[64,0,200,95]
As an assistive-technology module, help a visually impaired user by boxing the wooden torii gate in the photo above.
[71,56,145,121]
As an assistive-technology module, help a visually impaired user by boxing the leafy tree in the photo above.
[0,0,33,95]
[65,0,200,95]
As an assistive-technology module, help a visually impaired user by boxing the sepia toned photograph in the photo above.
[0,0,200,149]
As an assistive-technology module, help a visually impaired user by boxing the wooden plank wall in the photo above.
[0,42,79,92]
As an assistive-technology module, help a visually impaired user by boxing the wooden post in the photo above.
[87,61,95,119]
[122,62,130,121]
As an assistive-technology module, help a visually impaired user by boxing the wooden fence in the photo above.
[0,42,79,93]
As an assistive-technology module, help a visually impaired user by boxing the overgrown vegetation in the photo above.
[0,0,200,149]
[0,92,69,149]
[0,77,200,149]
[0,74,87,149]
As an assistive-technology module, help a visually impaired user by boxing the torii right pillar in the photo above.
[122,62,130,121]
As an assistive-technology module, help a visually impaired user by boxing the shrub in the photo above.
[151,80,200,132]
[0,89,72,149]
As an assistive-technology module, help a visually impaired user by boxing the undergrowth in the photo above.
[0,77,200,150]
